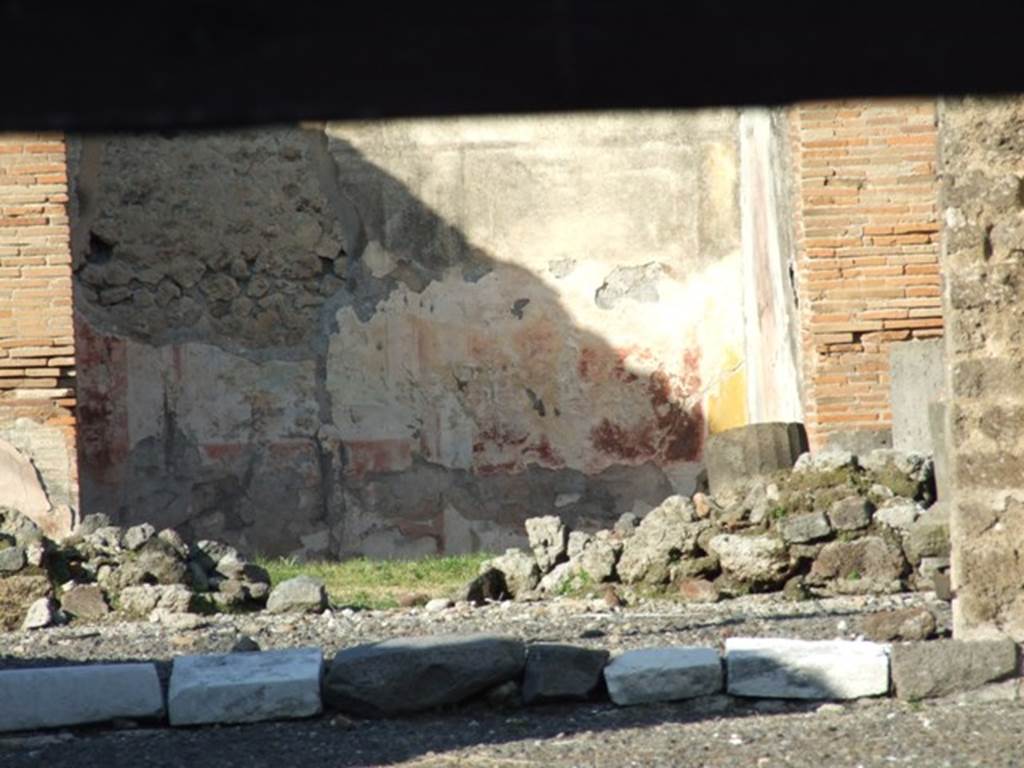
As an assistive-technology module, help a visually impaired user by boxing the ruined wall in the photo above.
[790,100,942,452]
[71,112,789,559]
[940,96,1024,641]
[0,134,77,538]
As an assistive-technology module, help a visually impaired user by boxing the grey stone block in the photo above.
[821,428,892,455]
[325,634,525,716]
[725,638,890,700]
[603,647,722,706]
[168,647,324,725]
[891,339,945,454]
[928,400,951,502]
[522,644,609,704]
[891,639,1018,700]
[779,511,831,543]
[704,422,808,496]
[0,663,164,732]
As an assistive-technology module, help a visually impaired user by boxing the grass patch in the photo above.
[256,553,492,610]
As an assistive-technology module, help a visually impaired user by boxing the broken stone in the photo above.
[891,640,1018,700]
[874,500,920,531]
[692,492,716,519]
[860,449,934,500]
[0,574,50,631]
[0,544,25,573]
[904,505,950,565]
[709,534,790,586]
[808,536,906,593]
[778,511,831,544]
[676,578,720,603]
[566,531,592,561]
[604,647,723,706]
[60,584,110,620]
[483,549,539,597]
[119,584,196,616]
[794,450,857,474]
[525,516,568,573]
[0,508,44,547]
[538,561,577,593]
[265,575,328,614]
[828,497,873,531]
[578,538,619,583]
[725,638,890,700]
[0,440,52,531]
[617,497,703,585]
[522,644,609,704]
[324,634,525,716]
[21,597,59,630]
[704,423,807,496]
[613,513,639,537]
[862,607,937,642]
[123,523,156,551]
[424,598,452,612]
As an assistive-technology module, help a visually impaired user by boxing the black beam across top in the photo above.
[2,1,1020,132]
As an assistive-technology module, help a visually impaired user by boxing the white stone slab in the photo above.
[0,663,163,733]
[603,647,722,706]
[168,647,323,726]
[725,638,890,700]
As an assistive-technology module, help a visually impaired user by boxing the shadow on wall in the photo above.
[71,118,741,559]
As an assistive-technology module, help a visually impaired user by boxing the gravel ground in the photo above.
[1,591,999,768]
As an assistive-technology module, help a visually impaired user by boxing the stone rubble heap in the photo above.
[469,449,948,605]
[0,632,1017,734]
[0,508,301,631]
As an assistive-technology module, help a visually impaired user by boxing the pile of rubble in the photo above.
[469,449,949,605]
[0,509,290,630]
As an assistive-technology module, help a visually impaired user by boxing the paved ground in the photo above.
[3,591,1013,768]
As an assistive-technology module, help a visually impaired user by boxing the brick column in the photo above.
[790,100,942,450]
[0,134,78,526]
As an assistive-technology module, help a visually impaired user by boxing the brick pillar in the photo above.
[0,134,78,529]
[790,100,942,451]
[940,96,1024,641]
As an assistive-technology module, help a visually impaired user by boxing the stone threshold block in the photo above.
[725,638,890,700]
[603,647,722,706]
[0,663,163,733]
[891,639,1018,701]
[168,647,324,726]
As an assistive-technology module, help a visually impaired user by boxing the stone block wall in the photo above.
[940,96,1024,641]
[790,100,942,451]
[0,134,78,527]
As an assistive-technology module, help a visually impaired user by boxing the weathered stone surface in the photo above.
[614,513,639,537]
[522,644,609,704]
[0,507,44,547]
[794,450,856,474]
[483,549,539,597]
[324,634,525,716]
[168,648,324,725]
[890,340,945,455]
[578,538,619,583]
[525,516,568,573]
[709,534,790,585]
[0,663,164,733]
[123,523,156,551]
[21,597,59,630]
[862,607,937,642]
[875,500,920,531]
[860,449,934,500]
[566,531,592,561]
[603,647,722,706]
[617,497,703,585]
[0,574,50,631]
[676,578,720,603]
[0,440,52,533]
[538,561,577,593]
[704,423,807,496]
[60,584,110,620]
[0,544,25,573]
[891,640,1018,700]
[265,575,328,614]
[904,505,950,565]
[808,536,906,593]
[725,638,890,700]
[828,497,873,531]
[118,584,195,616]
[778,511,831,543]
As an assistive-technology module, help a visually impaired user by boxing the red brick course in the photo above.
[790,100,942,450]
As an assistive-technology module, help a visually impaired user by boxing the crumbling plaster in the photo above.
[70,111,797,558]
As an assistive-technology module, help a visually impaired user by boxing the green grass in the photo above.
[257,553,492,610]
